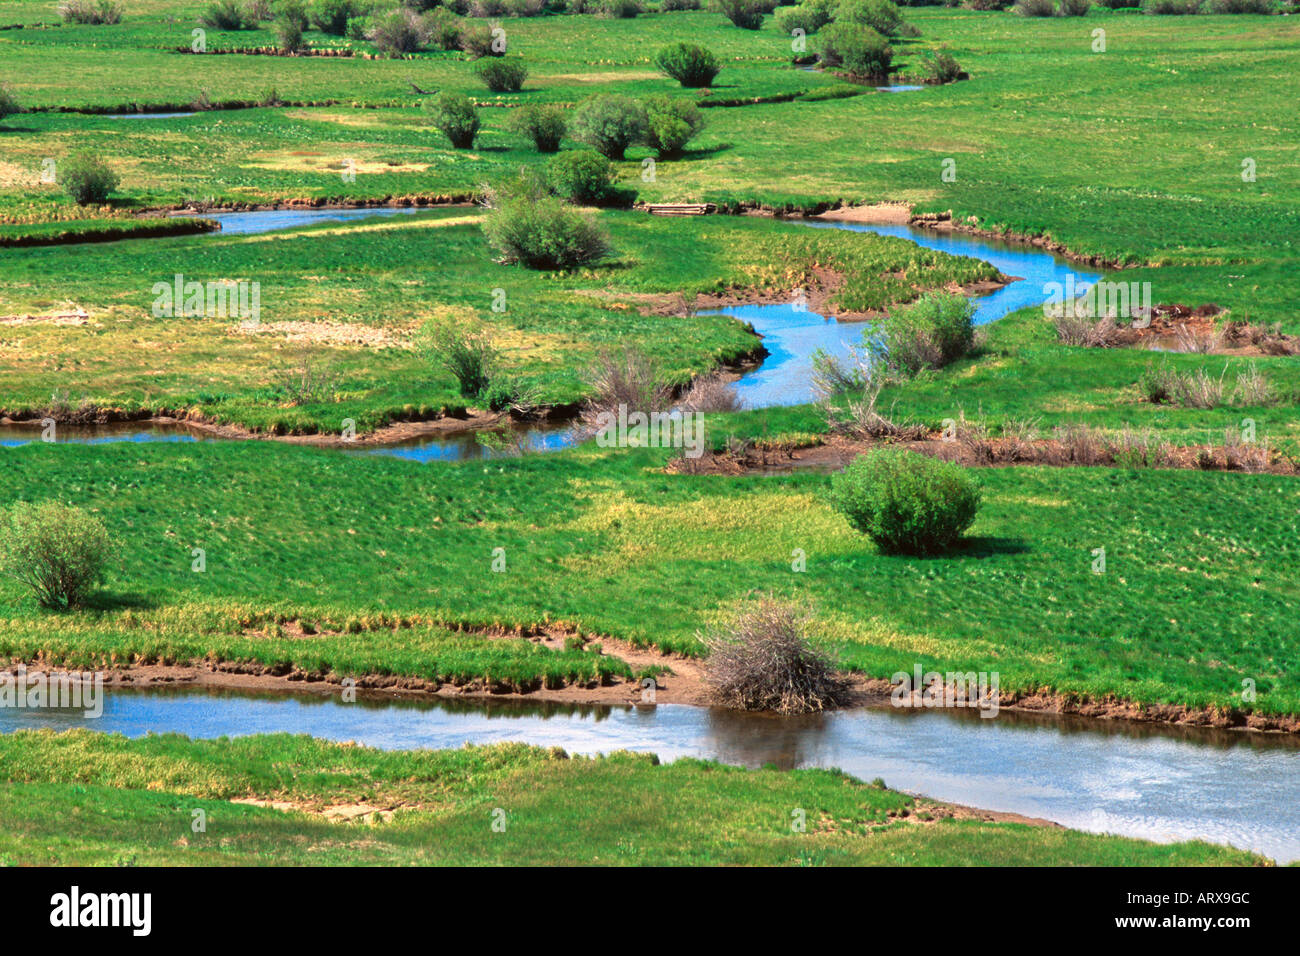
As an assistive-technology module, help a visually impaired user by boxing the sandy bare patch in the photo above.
[232,797,397,823]
[230,319,414,349]
[816,202,913,225]
[0,306,90,327]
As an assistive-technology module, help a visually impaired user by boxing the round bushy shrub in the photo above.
[368,7,429,55]
[830,450,980,555]
[1204,0,1273,10]
[643,95,705,156]
[598,0,644,14]
[659,0,700,9]
[273,12,306,50]
[0,83,19,124]
[817,22,893,77]
[832,0,904,34]
[1012,0,1056,14]
[309,0,355,33]
[876,292,975,374]
[508,103,566,151]
[1094,0,1139,7]
[60,153,119,204]
[546,149,616,204]
[0,501,112,609]
[1057,0,1090,14]
[775,1,833,34]
[569,93,647,159]
[422,7,463,48]
[711,0,766,27]
[655,42,721,88]
[426,90,480,148]
[482,194,613,269]
[1139,0,1199,12]
[459,20,502,57]
[475,58,527,92]
[917,47,963,83]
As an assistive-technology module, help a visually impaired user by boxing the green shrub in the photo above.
[832,0,904,35]
[422,7,463,48]
[508,103,566,151]
[0,83,18,124]
[1204,0,1273,10]
[1094,0,1138,6]
[58,0,124,24]
[273,11,306,50]
[368,7,429,55]
[569,94,648,159]
[660,0,700,8]
[711,0,766,27]
[482,191,613,270]
[275,0,310,28]
[818,22,893,77]
[60,153,120,205]
[643,95,705,156]
[1012,0,1056,12]
[199,0,257,28]
[416,321,498,398]
[1139,0,1198,11]
[0,502,112,609]
[876,292,975,374]
[917,47,963,83]
[546,149,616,204]
[1057,0,1090,13]
[598,0,644,14]
[655,42,722,88]
[775,2,833,34]
[426,90,480,148]
[309,0,356,33]
[830,450,980,555]
[459,20,503,57]
[475,58,528,92]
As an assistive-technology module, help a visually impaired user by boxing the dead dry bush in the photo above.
[1056,312,1120,348]
[1052,423,1107,466]
[704,598,850,715]
[679,373,742,413]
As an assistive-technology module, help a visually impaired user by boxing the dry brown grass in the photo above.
[704,598,850,715]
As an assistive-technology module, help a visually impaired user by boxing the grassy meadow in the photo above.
[0,730,1268,865]
[0,1,1297,867]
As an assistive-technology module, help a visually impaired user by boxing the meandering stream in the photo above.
[3,686,1296,863]
[6,213,1263,860]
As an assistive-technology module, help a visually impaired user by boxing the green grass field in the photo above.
[0,730,1267,865]
[1,1,1297,867]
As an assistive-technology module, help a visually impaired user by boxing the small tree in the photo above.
[830,449,980,555]
[711,0,765,28]
[61,153,120,204]
[655,42,721,88]
[427,91,481,148]
[569,93,647,160]
[422,6,463,49]
[474,58,528,92]
[643,96,704,156]
[0,502,112,609]
[546,149,616,204]
[507,103,566,152]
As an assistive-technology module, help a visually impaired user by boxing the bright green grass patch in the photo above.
[0,730,1266,865]
[0,439,1296,717]
[0,209,995,432]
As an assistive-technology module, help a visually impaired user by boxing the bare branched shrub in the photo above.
[1055,312,1118,347]
[1173,322,1224,354]
[950,412,994,464]
[1223,427,1269,473]
[1231,362,1278,407]
[275,350,340,405]
[704,598,849,714]
[1108,426,1173,468]
[1000,417,1041,461]
[680,373,742,413]
[1053,423,1105,465]
[1170,366,1227,410]
[580,348,671,424]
